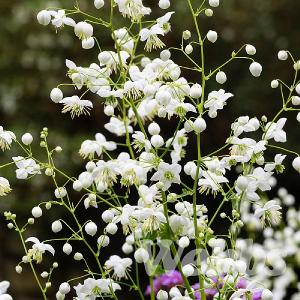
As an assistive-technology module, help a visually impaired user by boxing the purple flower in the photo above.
[252,290,263,300]
[145,270,183,296]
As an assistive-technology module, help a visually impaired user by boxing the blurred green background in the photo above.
[1,0,300,299]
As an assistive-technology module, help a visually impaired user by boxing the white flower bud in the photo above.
[74,22,93,40]
[46,282,51,289]
[156,91,171,106]
[184,161,196,176]
[235,260,247,273]
[54,187,67,199]
[151,135,164,148]
[292,157,300,172]
[296,83,300,95]
[205,9,213,17]
[56,291,65,300]
[209,0,219,7]
[148,122,161,135]
[98,51,112,65]
[55,146,63,152]
[236,176,248,190]
[292,96,300,105]
[261,289,273,300]
[122,243,133,254]
[106,223,118,235]
[216,71,227,84]
[102,210,114,223]
[97,235,110,247]
[85,221,98,236]
[134,248,149,263]
[194,117,207,133]
[73,180,83,192]
[32,206,43,218]
[28,218,35,224]
[207,30,218,43]
[157,290,168,300]
[245,44,256,55]
[160,50,171,61]
[74,252,83,261]
[94,0,105,9]
[63,243,73,255]
[52,220,63,233]
[190,84,202,98]
[59,282,71,295]
[220,212,226,218]
[249,62,262,77]
[159,0,170,9]
[294,60,300,71]
[182,264,194,277]
[184,120,194,132]
[37,10,51,26]
[183,30,191,40]
[185,44,193,55]
[104,105,114,116]
[41,272,48,278]
[178,236,190,248]
[15,265,23,274]
[22,133,33,145]
[271,80,279,88]
[297,112,300,123]
[50,88,63,103]
[278,50,288,61]
[82,37,95,49]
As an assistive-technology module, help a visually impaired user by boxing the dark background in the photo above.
[0,0,300,298]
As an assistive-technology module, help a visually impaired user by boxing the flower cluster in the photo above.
[1,0,300,300]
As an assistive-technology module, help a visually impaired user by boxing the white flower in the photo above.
[59,96,93,118]
[105,255,132,279]
[0,177,11,196]
[231,116,260,137]
[140,24,165,52]
[0,281,12,300]
[79,133,117,159]
[104,117,133,137]
[151,162,181,191]
[132,131,151,152]
[254,200,282,226]
[204,89,234,118]
[25,237,55,263]
[115,0,151,21]
[264,118,287,142]
[74,22,93,40]
[0,126,16,151]
[51,10,75,28]
[252,167,273,191]
[264,154,286,172]
[198,171,229,195]
[12,156,41,179]
[235,176,260,202]
[98,51,130,73]
[138,185,161,205]
[74,278,121,299]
